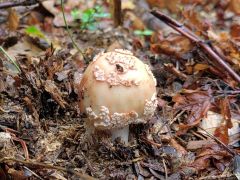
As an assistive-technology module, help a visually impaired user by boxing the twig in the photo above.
[190,130,207,140]
[0,157,96,180]
[151,10,240,84]
[111,0,122,27]
[60,0,86,61]
[23,166,44,180]
[0,0,39,9]
[140,136,162,147]
[198,126,235,156]
[162,158,168,179]
[0,46,21,73]
[164,63,187,80]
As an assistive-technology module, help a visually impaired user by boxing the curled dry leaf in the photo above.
[169,138,187,155]
[151,33,192,58]
[199,110,240,146]
[7,8,19,31]
[229,0,240,14]
[182,7,211,33]
[186,140,215,150]
[190,144,232,172]
[173,89,213,134]
[230,22,240,40]
[147,0,180,13]
[124,11,145,30]
[44,80,68,109]
[208,30,240,70]
[220,97,232,129]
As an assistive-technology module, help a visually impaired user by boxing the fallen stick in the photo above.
[151,9,240,84]
[111,0,122,27]
[0,157,96,180]
[0,0,38,9]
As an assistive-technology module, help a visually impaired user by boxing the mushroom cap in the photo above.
[79,49,157,130]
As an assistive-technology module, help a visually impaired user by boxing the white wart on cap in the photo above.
[79,49,157,143]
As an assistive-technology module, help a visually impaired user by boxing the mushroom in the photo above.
[79,49,157,144]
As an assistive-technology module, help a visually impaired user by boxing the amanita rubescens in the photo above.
[79,49,157,144]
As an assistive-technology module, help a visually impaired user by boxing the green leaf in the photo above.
[25,26,45,39]
[134,29,154,36]
[94,12,110,18]
[81,10,94,23]
[79,6,110,30]
[71,9,81,20]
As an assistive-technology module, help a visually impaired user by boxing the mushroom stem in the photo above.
[110,125,129,144]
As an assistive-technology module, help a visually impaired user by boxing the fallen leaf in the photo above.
[199,111,240,145]
[230,23,240,40]
[182,7,211,33]
[214,124,229,145]
[151,33,192,58]
[7,8,19,31]
[125,11,145,30]
[186,140,215,150]
[147,0,180,13]
[220,98,232,129]
[190,144,232,172]
[173,89,213,134]
[44,80,68,108]
[193,63,209,72]
[169,138,187,155]
[229,0,240,14]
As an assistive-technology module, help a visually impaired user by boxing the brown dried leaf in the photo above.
[212,98,232,145]
[46,59,64,80]
[220,98,232,128]
[214,125,229,145]
[230,23,240,40]
[229,0,240,14]
[173,90,213,134]
[182,7,211,33]
[125,11,145,30]
[186,140,215,150]
[151,33,192,58]
[147,0,180,13]
[209,29,240,70]
[169,138,187,155]
[26,11,43,25]
[44,80,67,108]
[7,168,28,180]
[7,8,19,31]
[190,144,231,171]
[23,96,39,125]
[193,63,209,72]
[190,155,210,171]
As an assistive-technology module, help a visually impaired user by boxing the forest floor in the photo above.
[0,0,240,179]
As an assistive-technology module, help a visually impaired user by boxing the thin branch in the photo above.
[60,0,86,61]
[23,166,44,180]
[198,126,235,156]
[111,0,122,27]
[0,46,21,73]
[0,157,96,180]
[151,9,240,84]
[0,0,39,9]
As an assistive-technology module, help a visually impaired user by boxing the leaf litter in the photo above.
[0,0,240,179]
